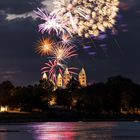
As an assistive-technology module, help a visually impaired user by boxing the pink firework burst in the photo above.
[41,60,78,84]
[53,43,78,62]
[41,60,63,83]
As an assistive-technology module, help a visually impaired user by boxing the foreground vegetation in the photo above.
[0,75,140,117]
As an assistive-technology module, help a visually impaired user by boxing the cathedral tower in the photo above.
[42,73,47,80]
[63,68,71,87]
[57,73,63,87]
[79,68,87,87]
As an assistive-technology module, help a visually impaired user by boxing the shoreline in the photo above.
[0,112,140,123]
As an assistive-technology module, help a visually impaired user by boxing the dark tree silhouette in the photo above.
[0,81,14,106]
[0,75,140,115]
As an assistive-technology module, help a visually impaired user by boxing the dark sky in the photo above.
[0,0,140,85]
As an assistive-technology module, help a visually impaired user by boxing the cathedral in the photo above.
[42,67,87,88]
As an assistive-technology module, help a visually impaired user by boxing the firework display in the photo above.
[35,0,119,37]
[35,36,78,84]
[36,37,77,58]
[34,0,120,84]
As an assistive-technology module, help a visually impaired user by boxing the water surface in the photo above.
[0,122,140,140]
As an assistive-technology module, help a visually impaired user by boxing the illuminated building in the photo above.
[42,67,87,88]
[79,68,87,87]
[57,73,63,87]
[56,67,87,88]
[42,72,47,80]
[63,68,71,87]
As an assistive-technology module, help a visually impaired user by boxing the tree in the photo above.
[0,81,14,106]
[39,79,54,105]
[55,88,71,108]
[105,75,134,113]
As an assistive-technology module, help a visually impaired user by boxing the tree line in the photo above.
[0,75,140,114]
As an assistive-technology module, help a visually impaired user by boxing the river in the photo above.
[0,122,140,140]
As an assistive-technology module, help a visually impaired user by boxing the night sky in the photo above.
[0,0,140,86]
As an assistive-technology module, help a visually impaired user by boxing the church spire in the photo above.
[57,73,63,87]
[79,67,87,87]
[63,68,71,87]
[42,73,47,80]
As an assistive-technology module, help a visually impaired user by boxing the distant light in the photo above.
[0,106,8,112]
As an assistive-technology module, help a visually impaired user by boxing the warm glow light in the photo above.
[36,38,54,56]
[0,106,8,112]
[49,98,56,105]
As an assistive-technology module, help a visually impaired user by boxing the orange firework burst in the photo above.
[36,38,54,56]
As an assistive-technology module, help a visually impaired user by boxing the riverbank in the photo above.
[0,111,140,123]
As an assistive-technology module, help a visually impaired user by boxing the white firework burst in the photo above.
[34,8,73,35]
[53,0,120,38]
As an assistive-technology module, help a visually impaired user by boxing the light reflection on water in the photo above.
[29,122,116,140]
[0,122,140,140]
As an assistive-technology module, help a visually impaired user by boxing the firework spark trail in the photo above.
[114,38,123,55]
[68,67,79,75]
[60,34,73,45]
[34,8,48,20]
[41,60,62,80]
[34,8,73,36]
[53,44,78,62]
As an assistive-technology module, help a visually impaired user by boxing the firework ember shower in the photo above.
[35,0,119,37]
